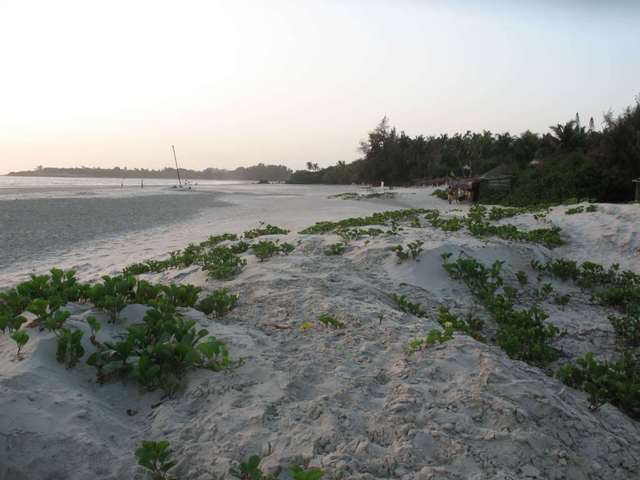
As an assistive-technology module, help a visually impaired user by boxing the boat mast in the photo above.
[171,145,182,186]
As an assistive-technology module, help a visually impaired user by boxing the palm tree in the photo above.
[549,120,585,151]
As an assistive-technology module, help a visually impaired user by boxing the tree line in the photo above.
[289,96,640,204]
[8,163,292,182]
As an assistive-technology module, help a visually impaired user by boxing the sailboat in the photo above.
[171,145,192,190]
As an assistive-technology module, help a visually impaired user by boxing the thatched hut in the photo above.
[478,165,513,202]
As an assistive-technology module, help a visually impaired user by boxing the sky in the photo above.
[1,0,639,175]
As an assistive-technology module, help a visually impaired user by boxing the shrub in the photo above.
[609,311,640,347]
[565,206,585,215]
[407,240,424,259]
[44,308,71,332]
[87,315,101,345]
[56,328,85,368]
[424,210,464,231]
[406,326,454,353]
[229,455,275,480]
[160,284,202,308]
[324,243,346,255]
[554,294,570,308]
[41,308,84,368]
[203,246,247,279]
[10,329,29,357]
[252,240,281,262]
[135,440,176,480]
[558,351,640,419]
[318,313,345,329]
[135,280,163,304]
[196,289,239,317]
[87,275,137,322]
[0,312,23,334]
[290,465,325,480]
[437,305,484,341]
[390,293,426,317]
[279,242,295,255]
[244,223,289,239]
[87,302,233,393]
[515,270,528,286]
[230,240,252,254]
[201,232,238,247]
[391,245,409,262]
[252,240,294,261]
[392,241,423,262]
[431,189,448,200]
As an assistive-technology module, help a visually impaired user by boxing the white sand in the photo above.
[1,185,639,480]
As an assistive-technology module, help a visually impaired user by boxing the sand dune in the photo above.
[1,186,639,479]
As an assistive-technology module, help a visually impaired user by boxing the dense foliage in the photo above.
[289,98,640,203]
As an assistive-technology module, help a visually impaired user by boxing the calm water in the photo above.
[0,175,247,189]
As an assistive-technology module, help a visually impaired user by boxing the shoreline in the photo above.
[0,184,431,288]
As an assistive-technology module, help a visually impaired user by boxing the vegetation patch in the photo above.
[197,288,239,318]
[486,205,549,221]
[88,301,233,393]
[391,240,424,262]
[243,223,290,239]
[318,313,345,329]
[324,242,347,255]
[431,189,448,201]
[202,246,247,279]
[406,327,454,353]
[300,208,429,234]
[136,440,176,480]
[230,455,274,480]
[390,293,426,317]
[558,351,640,420]
[123,233,249,281]
[565,204,598,215]
[329,191,396,200]
[1,269,236,392]
[252,240,295,262]
[532,258,640,347]
[442,254,560,366]
[229,455,325,480]
[303,207,562,248]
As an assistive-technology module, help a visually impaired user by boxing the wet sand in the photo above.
[0,191,229,270]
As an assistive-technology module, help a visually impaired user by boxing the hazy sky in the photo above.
[1,0,639,174]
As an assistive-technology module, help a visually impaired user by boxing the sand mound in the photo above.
[2,199,640,479]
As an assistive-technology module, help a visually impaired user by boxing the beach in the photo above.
[0,179,425,287]
[1,179,640,479]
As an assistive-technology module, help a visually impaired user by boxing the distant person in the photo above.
[447,186,455,204]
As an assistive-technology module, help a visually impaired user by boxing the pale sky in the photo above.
[1,0,639,175]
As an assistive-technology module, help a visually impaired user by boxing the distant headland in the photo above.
[6,164,292,182]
